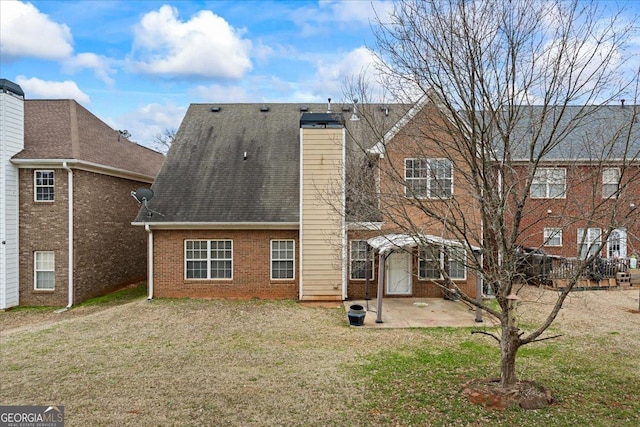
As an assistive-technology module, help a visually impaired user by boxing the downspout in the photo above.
[145,224,153,301]
[63,161,73,309]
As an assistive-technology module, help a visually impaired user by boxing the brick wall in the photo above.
[152,229,298,300]
[18,167,151,306]
[18,168,69,306]
[72,169,148,302]
[514,164,640,258]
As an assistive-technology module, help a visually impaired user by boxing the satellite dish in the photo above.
[133,188,154,203]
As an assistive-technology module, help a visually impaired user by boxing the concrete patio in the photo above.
[344,297,499,328]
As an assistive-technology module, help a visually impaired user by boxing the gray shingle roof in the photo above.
[138,102,408,224]
[490,105,640,161]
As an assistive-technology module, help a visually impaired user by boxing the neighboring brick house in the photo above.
[134,99,483,301]
[0,79,164,308]
[501,106,640,270]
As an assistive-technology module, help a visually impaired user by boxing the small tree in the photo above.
[347,0,640,394]
[152,128,177,153]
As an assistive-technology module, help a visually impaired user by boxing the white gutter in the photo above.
[63,161,74,309]
[130,221,299,230]
[145,224,153,301]
[11,158,156,183]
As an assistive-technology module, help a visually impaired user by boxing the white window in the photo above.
[607,229,627,259]
[405,158,453,198]
[602,168,620,198]
[419,246,466,280]
[531,168,566,199]
[543,228,562,247]
[419,246,442,279]
[578,228,601,259]
[34,170,54,201]
[350,240,374,280]
[34,251,55,290]
[185,240,232,279]
[271,240,295,280]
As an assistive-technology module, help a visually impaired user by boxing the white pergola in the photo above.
[366,233,481,323]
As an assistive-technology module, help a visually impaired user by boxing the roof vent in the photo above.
[342,106,351,112]
[327,97,332,113]
[300,106,309,112]
[380,106,389,116]
[260,106,270,112]
[211,106,221,112]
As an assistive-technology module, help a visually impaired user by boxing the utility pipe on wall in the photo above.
[145,224,153,300]
[62,162,73,308]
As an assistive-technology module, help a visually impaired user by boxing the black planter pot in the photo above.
[348,304,366,326]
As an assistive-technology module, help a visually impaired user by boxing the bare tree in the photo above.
[347,0,640,394]
[152,128,177,153]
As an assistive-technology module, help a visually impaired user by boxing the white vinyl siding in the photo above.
[34,170,55,201]
[34,251,55,290]
[405,158,453,199]
[543,228,562,247]
[185,240,233,280]
[271,240,295,280]
[531,168,566,199]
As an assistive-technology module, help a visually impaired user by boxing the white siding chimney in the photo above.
[0,80,25,309]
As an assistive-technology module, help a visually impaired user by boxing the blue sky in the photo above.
[1,1,639,151]
[1,0,391,150]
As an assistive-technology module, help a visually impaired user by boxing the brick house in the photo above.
[134,97,639,302]
[134,99,482,301]
[0,79,164,309]
[502,106,640,285]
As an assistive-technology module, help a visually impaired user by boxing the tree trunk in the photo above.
[500,325,520,389]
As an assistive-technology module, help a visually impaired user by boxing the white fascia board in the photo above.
[347,222,384,231]
[11,158,155,183]
[131,222,300,230]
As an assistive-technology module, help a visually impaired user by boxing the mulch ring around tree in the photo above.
[463,378,554,410]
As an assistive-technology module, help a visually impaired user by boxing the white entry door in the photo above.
[386,251,412,295]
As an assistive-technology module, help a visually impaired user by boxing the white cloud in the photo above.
[297,0,393,37]
[0,0,73,60]
[16,76,90,104]
[191,84,254,102]
[110,102,187,151]
[311,46,386,101]
[129,5,253,79]
[63,53,116,86]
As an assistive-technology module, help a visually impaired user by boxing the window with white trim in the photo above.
[607,229,627,259]
[530,168,566,198]
[185,240,232,279]
[350,240,374,280]
[271,240,295,279]
[405,158,453,198]
[543,228,562,247]
[419,246,441,279]
[419,246,466,280]
[34,251,55,290]
[577,228,601,259]
[602,168,620,198]
[34,170,54,201]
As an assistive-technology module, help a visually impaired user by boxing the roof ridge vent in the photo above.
[260,106,270,112]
